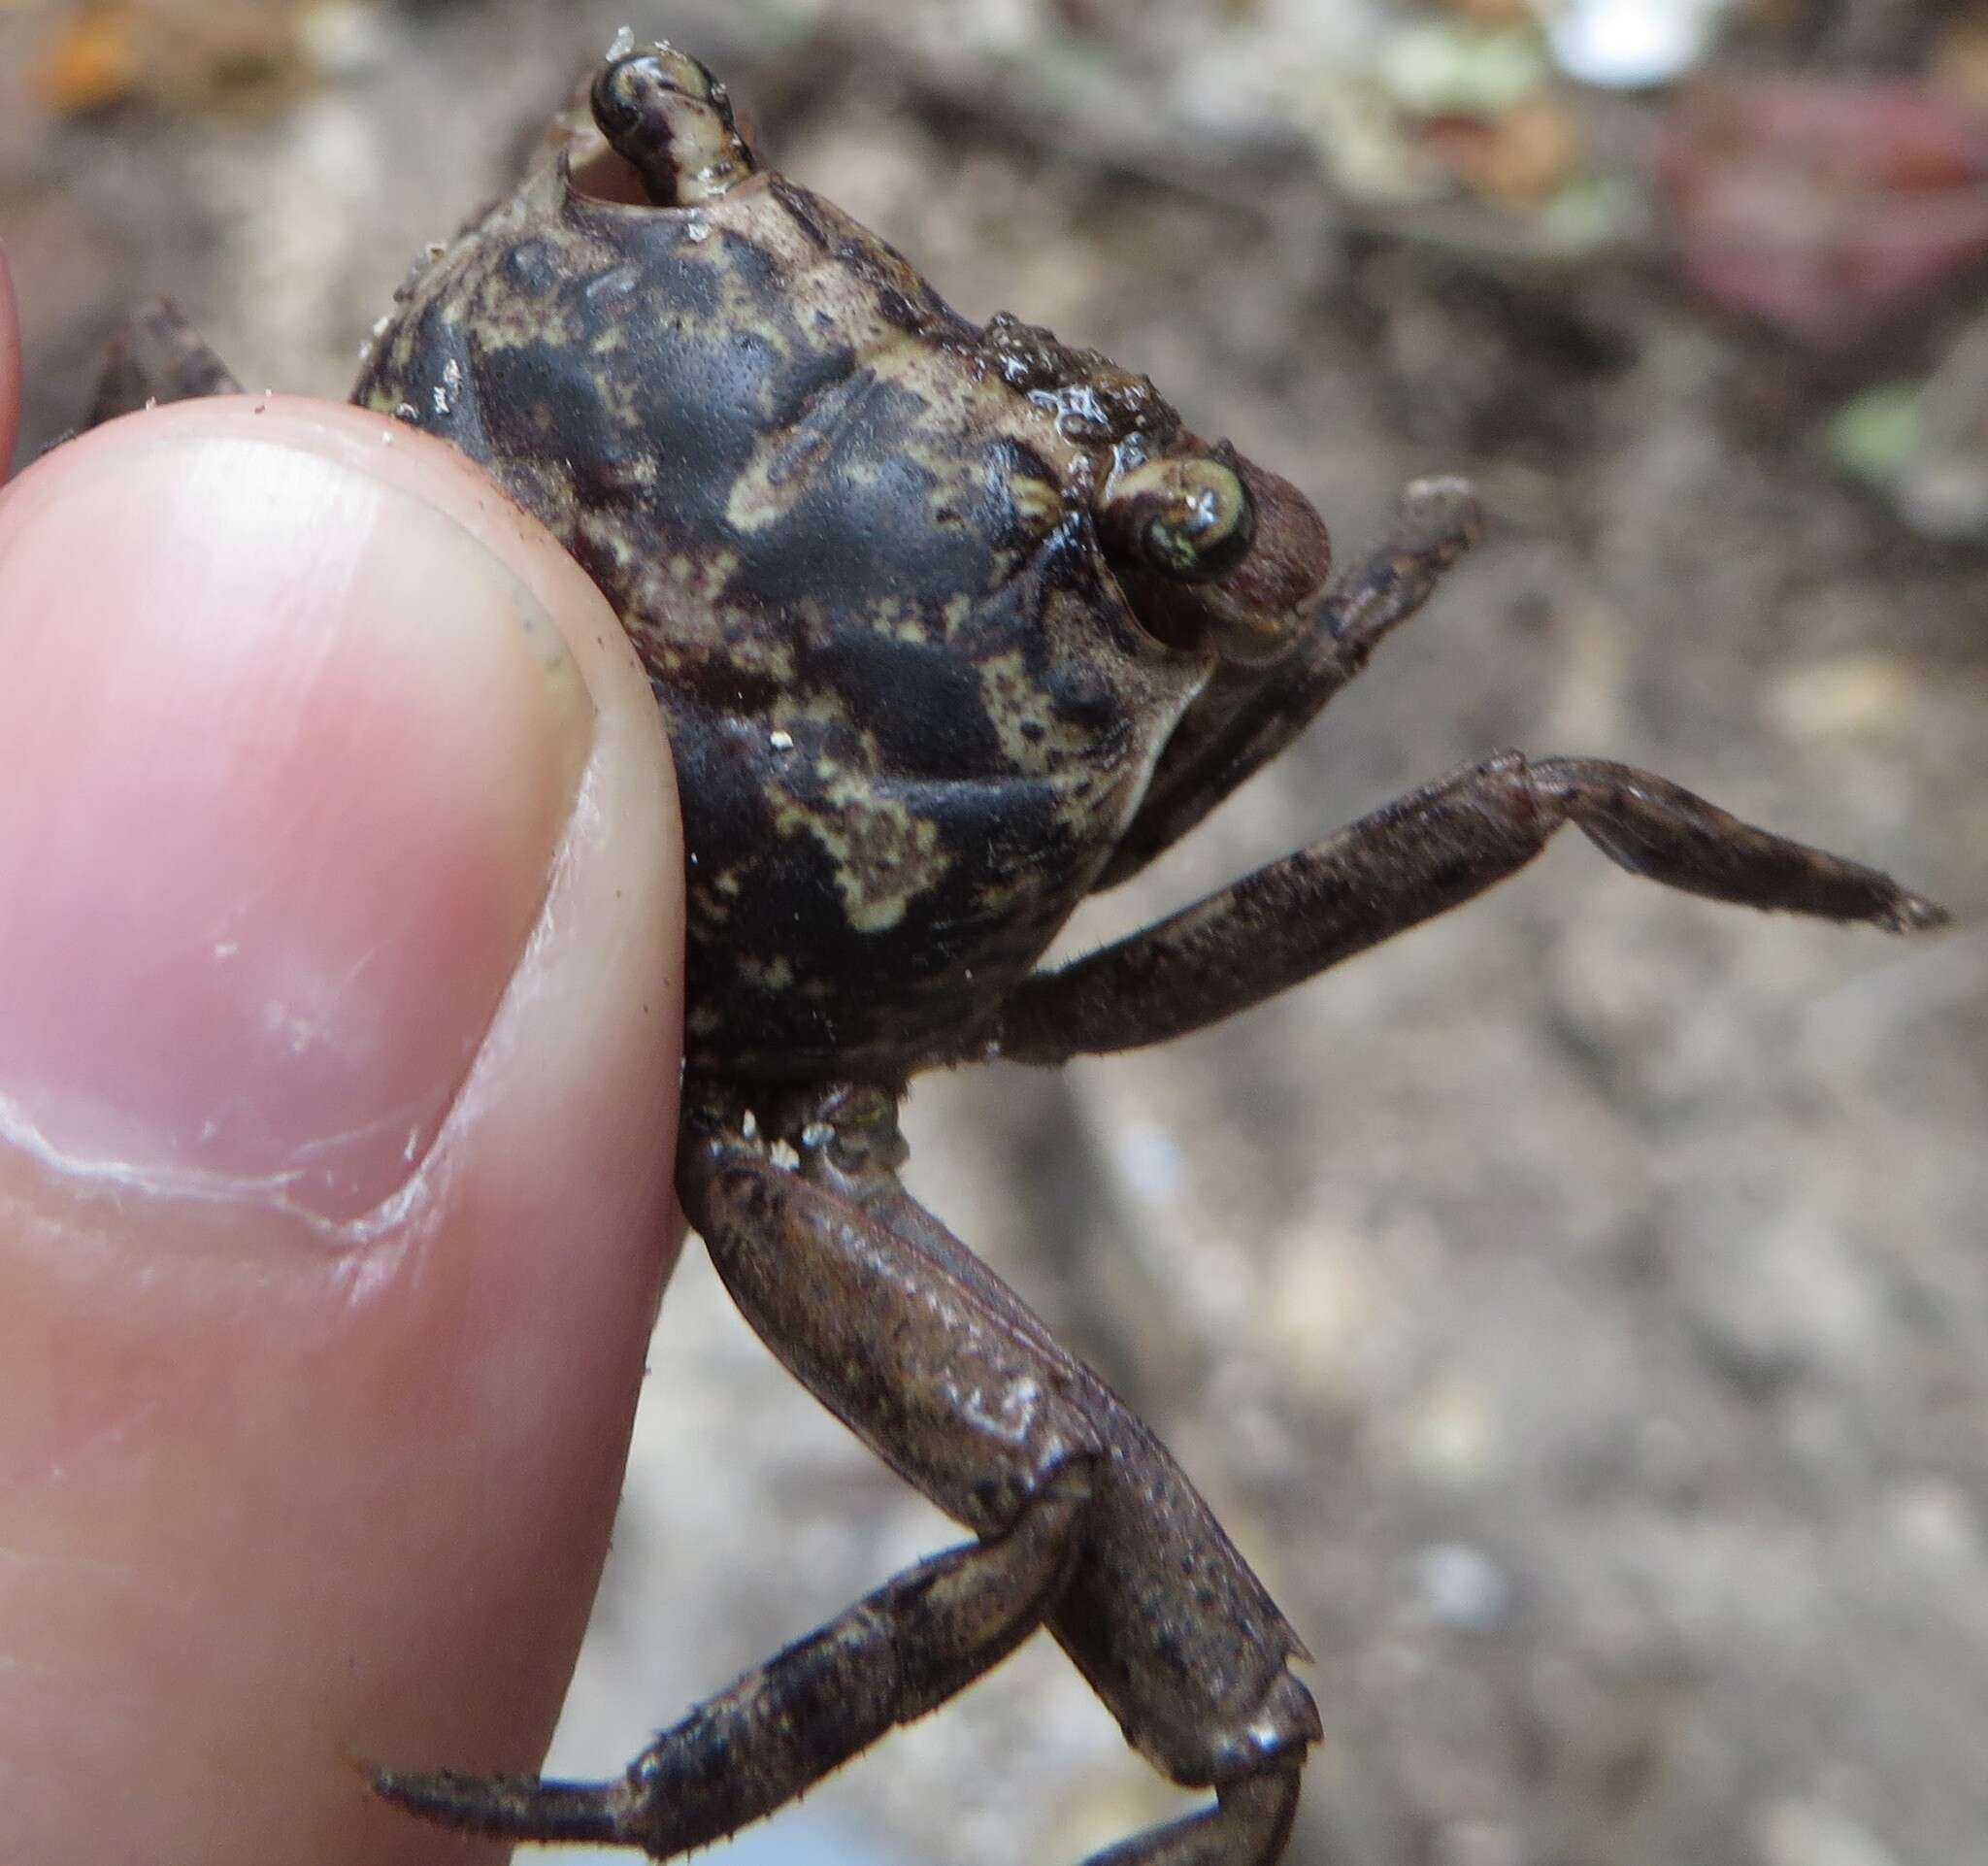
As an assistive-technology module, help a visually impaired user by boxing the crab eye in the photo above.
[588,48,756,208]
[1100,455,1256,584]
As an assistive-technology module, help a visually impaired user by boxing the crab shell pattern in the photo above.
[354,74,1331,1083]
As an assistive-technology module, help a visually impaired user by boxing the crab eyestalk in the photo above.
[590,46,758,207]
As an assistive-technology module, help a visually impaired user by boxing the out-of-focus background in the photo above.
[5,1,1985,1861]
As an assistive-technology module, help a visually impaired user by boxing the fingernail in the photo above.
[0,428,595,1222]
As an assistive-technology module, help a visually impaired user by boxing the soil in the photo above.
[5,3,1984,1863]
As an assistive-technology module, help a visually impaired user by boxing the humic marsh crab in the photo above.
[90,42,1946,1866]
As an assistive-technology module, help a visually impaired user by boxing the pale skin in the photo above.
[0,245,688,1866]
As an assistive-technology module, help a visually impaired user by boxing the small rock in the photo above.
[1408,1541,1515,1631]
[1405,1377,1502,1484]
[1753,1798,1901,1866]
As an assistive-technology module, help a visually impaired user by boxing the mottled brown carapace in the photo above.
[95,42,1944,1866]
[354,56,1334,1083]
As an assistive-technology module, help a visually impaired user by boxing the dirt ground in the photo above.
[5,2,1985,1863]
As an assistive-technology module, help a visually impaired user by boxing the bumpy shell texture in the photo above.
[354,75,1239,1081]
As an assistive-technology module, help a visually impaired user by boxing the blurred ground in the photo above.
[4,2,1985,1862]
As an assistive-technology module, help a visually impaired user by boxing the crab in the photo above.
[90,43,1947,1866]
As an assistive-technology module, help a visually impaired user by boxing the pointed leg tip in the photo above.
[368,1763,474,1823]
[369,1763,541,1838]
[370,1762,635,1847]
[1402,472,1476,503]
[1884,890,1952,934]
[1396,476,1486,551]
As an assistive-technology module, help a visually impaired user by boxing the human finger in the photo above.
[0,396,683,1866]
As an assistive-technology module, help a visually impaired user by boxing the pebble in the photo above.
[1408,1540,1514,1631]
[1752,1798,1901,1866]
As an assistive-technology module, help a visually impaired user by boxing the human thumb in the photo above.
[0,395,683,1866]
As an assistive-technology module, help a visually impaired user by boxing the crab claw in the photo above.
[1287,474,1484,678]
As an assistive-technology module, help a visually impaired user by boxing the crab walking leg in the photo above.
[372,1487,1084,1852]
[1085,1775,1304,1866]
[87,297,241,426]
[991,752,1949,1065]
[389,1091,1323,1862]
[1098,477,1485,887]
[374,1119,1100,1855]
[760,1089,1323,1865]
